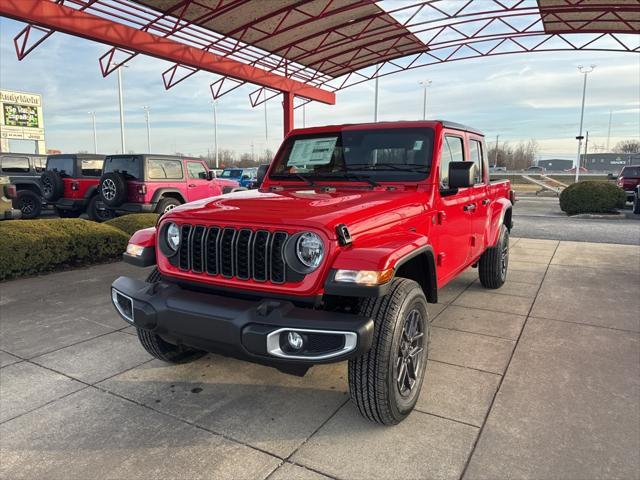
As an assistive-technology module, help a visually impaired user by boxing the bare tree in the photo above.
[486,139,538,170]
[613,140,640,154]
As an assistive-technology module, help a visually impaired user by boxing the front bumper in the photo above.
[3,208,22,220]
[112,202,156,214]
[55,198,88,211]
[111,276,373,368]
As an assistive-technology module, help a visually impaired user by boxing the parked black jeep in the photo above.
[0,153,47,219]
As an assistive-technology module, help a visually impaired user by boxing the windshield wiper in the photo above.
[340,172,380,188]
[348,163,427,173]
[291,173,317,187]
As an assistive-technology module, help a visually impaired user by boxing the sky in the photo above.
[0,16,638,160]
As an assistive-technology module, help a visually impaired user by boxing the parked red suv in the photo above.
[41,154,113,221]
[110,121,513,425]
[99,154,240,215]
[616,165,640,202]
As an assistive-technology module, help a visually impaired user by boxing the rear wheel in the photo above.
[136,268,205,364]
[16,190,42,219]
[41,171,64,202]
[99,172,127,207]
[348,278,429,425]
[479,224,509,289]
[87,195,114,222]
[156,197,181,214]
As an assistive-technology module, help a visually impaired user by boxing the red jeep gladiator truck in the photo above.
[110,121,513,425]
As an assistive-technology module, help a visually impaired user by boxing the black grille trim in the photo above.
[178,225,290,283]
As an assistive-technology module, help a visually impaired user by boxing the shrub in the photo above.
[559,180,626,215]
[0,219,129,281]
[105,213,159,235]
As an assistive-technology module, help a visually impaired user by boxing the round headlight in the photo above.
[166,222,181,251]
[296,232,324,269]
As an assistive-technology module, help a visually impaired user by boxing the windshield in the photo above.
[103,156,142,179]
[46,156,75,177]
[221,169,242,178]
[270,128,434,182]
[621,166,640,177]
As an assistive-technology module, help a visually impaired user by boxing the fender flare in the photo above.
[83,184,98,199]
[487,199,513,247]
[151,188,186,204]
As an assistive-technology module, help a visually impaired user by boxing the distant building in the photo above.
[536,159,573,171]
[537,154,639,174]
[581,153,639,174]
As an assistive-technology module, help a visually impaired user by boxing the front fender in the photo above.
[487,198,512,247]
[128,227,156,247]
[330,231,431,272]
[123,227,156,267]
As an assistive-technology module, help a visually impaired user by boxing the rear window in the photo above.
[103,156,142,179]
[621,166,640,177]
[81,159,103,177]
[221,169,242,178]
[1,156,30,173]
[47,156,75,176]
[148,159,183,180]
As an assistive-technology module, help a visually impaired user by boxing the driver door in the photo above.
[432,134,473,284]
[186,161,218,201]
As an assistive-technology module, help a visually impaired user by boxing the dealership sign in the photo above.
[0,90,45,141]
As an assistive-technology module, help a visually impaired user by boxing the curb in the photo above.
[568,212,627,220]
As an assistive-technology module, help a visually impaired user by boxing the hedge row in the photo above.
[559,181,626,215]
[105,213,159,235]
[0,214,159,281]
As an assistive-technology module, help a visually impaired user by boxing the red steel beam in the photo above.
[0,0,335,105]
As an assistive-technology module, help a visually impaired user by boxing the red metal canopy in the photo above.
[2,0,638,136]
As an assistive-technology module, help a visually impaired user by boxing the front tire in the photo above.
[16,190,42,219]
[479,224,509,289]
[136,268,205,364]
[348,278,429,425]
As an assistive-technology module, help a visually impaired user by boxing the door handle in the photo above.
[188,183,196,187]
[463,203,476,212]
[482,199,490,206]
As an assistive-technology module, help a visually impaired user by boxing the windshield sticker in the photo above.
[288,137,338,167]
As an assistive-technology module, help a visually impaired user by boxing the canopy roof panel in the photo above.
[136,0,427,78]
[539,0,640,33]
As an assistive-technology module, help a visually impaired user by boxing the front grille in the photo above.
[178,225,289,284]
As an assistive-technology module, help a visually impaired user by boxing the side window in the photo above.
[440,136,464,188]
[187,162,207,180]
[1,156,30,173]
[148,159,183,180]
[33,157,46,173]
[81,159,103,177]
[469,140,484,184]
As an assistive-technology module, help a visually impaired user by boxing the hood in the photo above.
[166,187,429,238]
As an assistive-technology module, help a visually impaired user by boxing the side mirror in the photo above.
[448,161,475,189]
[256,164,269,188]
[206,170,214,180]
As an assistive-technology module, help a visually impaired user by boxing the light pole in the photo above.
[142,106,151,153]
[211,100,219,169]
[494,135,500,166]
[374,75,379,122]
[419,80,432,120]
[302,103,306,128]
[264,98,268,146]
[574,65,595,183]
[112,63,127,154]
[606,109,612,152]
[88,111,97,154]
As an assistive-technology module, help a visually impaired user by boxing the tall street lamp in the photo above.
[574,65,595,183]
[374,75,379,122]
[110,63,128,154]
[211,100,219,169]
[419,80,432,120]
[88,111,97,154]
[142,106,151,153]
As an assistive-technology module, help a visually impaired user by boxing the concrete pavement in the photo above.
[1,239,639,479]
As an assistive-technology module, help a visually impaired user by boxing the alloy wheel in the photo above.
[396,308,425,397]
[101,178,117,201]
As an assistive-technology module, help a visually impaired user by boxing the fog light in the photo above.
[126,244,145,257]
[287,331,304,351]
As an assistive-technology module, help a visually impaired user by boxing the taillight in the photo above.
[616,177,623,186]
[137,184,147,195]
[6,185,17,199]
[71,181,79,191]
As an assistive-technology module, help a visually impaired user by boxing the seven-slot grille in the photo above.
[178,225,289,283]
